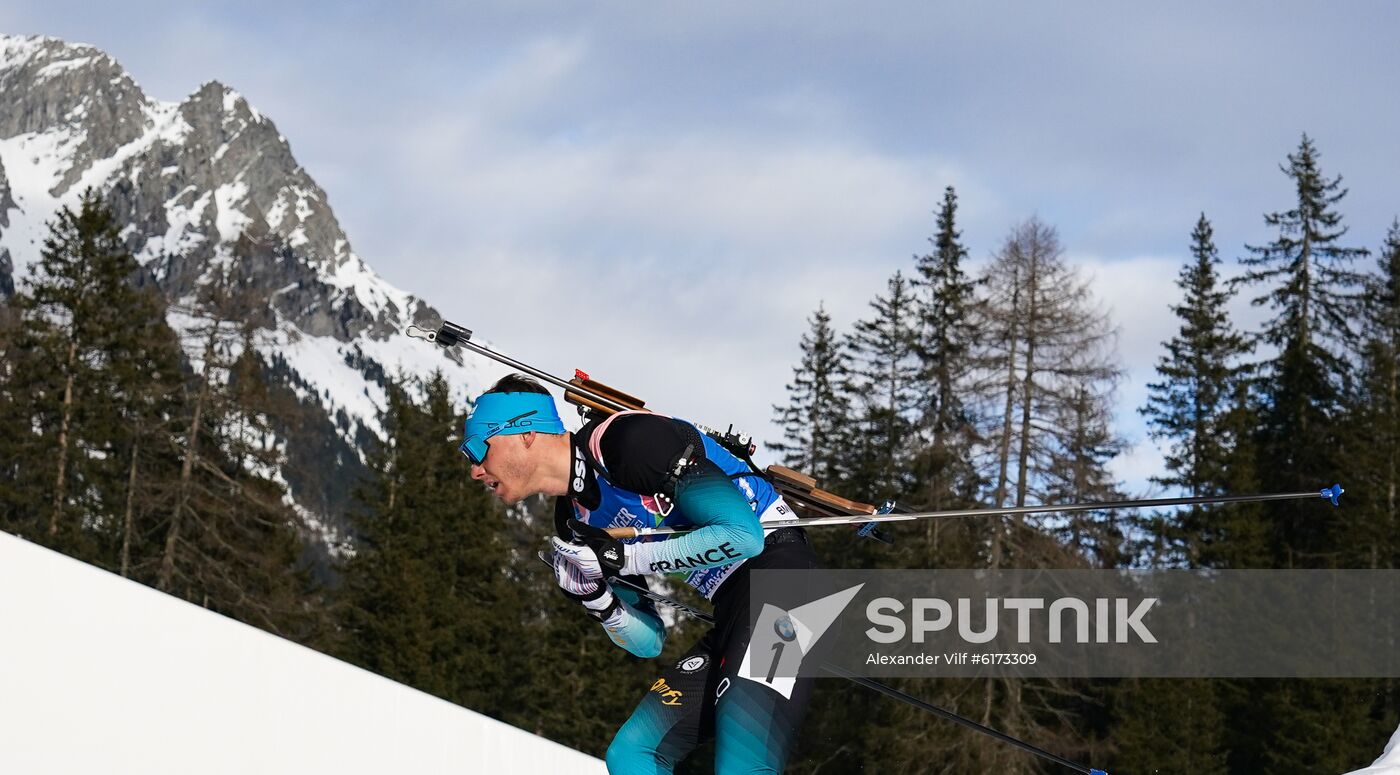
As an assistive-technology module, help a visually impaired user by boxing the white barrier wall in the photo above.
[0,531,605,775]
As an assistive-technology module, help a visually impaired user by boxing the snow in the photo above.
[1348,725,1400,774]
[36,55,94,79]
[257,320,512,453]
[222,86,263,123]
[0,530,605,774]
[269,328,391,442]
[140,188,212,265]
[328,251,415,321]
[213,180,251,242]
[294,189,315,220]
[69,103,169,191]
[0,34,46,69]
[148,100,193,144]
[0,127,84,278]
[0,98,187,277]
[265,189,291,228]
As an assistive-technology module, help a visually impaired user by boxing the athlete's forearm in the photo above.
[601,586,666,658]
[622,462,764,576]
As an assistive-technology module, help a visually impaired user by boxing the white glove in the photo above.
[551,535,606,580]
[553,549,601,596]
[552,548,618,619]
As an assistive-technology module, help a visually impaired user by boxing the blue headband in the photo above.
[460,392,565,464]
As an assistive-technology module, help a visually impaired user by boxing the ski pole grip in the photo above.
[606,526,641,540]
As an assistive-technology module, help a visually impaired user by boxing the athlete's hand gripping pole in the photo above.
[551,551,620,621]
[551,518,629,579]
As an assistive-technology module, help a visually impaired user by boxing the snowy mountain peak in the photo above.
[0,34,505,538]
[0,35,150,198]
[0,33,420,339]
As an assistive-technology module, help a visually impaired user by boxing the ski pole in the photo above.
[600,485,1344,539]
[823,665,1106,775]
[545,553,1108,775]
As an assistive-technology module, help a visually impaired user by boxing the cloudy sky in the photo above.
[6,2,1399,493]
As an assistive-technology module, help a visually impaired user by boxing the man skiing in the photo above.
[461,373,820,774]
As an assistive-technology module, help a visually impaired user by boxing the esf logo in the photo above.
[572,446,588,493]
[650,678,683,707]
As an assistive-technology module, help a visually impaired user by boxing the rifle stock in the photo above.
[563,374,877,520]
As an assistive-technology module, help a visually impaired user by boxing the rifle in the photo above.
[406,320,895,537]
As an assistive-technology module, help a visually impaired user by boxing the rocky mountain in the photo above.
[0,34,506,546]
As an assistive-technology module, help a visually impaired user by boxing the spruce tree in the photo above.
[1235,134,1367,566]
[1140,214,1254,567]
[103,278,186,579]
[151,261,319,637]
[767,305,896,773]
[1343,220,1400,569]
[0,291,29,525]
[1116,217,1250,761]
[1044,384,1126,567]
[2,190,162,557]
[882,186,985,586]
[1110,678,1227,774]
[1229,137,1388,775]
[341,373,522,715]
[911,186,982,515]
[769,303,855,487]
[847,271,921,502]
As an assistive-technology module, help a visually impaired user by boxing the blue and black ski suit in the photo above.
[558,410,821,774]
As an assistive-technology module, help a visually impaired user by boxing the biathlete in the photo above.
[460,374,821,774]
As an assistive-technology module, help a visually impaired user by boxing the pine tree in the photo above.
[911,186,982,515]
[1,190,163,557]
[1110,679,1227,774]
[1235,134,1367,566]
[1228,136,1388,775]
[0,292,30,525]
[104,280,186,579]
[769,303,855,487]
[341,373,522,714]
[847,271,921,502]
[151,260,319,637]
[1139,214,1254,568]
[1343,220,1400,570]
[1044,384,1126,567]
